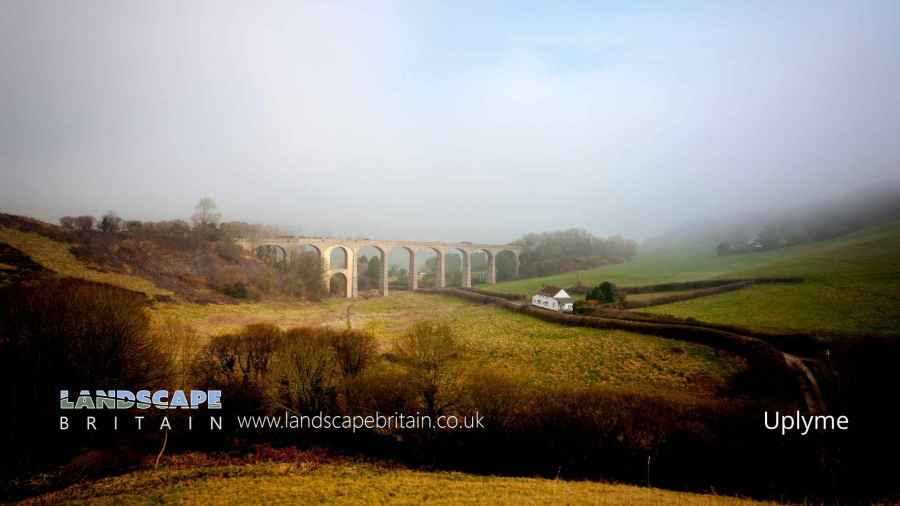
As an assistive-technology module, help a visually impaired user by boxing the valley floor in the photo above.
[151,291,745,397]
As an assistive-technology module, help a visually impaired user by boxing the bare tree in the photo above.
[156,319,200,388]
[59,216,76,230]
[75,215,96,232]
[192,197,221,228]
[99,211,122,233]
[393,321,461,417]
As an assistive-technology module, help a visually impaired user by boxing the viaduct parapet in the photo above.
[236,236,522,298]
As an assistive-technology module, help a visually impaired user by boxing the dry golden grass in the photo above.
[0,226,172,297]
[27,460,775,505]
[150,291,745,396]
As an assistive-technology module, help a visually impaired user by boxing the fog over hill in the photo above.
[2,1,899,242]
[643,181,900,252]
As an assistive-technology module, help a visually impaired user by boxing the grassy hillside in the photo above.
[0,214,284,303]
[643,222,900,337]
[27,459,775,505]
[489,222,900,337]
[152,292,744,396]
[487,247,801,296]
[0,226,173,297]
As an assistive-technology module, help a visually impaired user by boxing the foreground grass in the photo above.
[28,460,775,505]
[151,292,744,396]
[489,222,900,337]
[0,226,173,297]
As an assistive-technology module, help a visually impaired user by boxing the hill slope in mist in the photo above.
[488,220,900,337]
[0,213,267,303]
[644,221,900,337]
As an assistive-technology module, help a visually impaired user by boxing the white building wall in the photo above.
[531,295,560,311]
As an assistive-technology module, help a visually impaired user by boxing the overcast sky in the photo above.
[2,1,898,242]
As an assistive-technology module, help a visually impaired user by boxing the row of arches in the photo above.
[255,243,519,298]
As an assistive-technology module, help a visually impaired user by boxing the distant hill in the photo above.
[642,182,900,253]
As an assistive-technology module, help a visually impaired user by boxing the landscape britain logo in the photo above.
[59,389,223,432]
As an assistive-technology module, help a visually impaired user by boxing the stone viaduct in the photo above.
[236,236,522,298]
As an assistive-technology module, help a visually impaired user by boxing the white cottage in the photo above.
[531,286,575,313]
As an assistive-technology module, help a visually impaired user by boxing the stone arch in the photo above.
[357,243,388,296]
[284,243,325,296]
[469,248,493,285]
[287,243,321,264]
[325,245,351,271]
[388,246,416,291]
[415,246,444,289]
[294,243,322,256]
[495,249,519,281]
[255,244,288,266]
[444,247,470,287]
[328,272,350,297]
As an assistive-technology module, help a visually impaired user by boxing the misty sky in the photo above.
[2,1,899,243]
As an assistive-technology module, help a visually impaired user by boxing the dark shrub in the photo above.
[192,325,380,420]
[587,281,624,305]
[342,363,417,415]
[446,367,823,499]
[59,216,76,230]
[573,299,598,314]
[393,321,460,417]
[331,330,378,378]
[74,215,96,232]
[216,240,244,263]
[279,327,340,415]
[0,278,172,490]
[212,266,259,300]
[98,211,122,233]
[192,324,283,414]
[222,281,249,299]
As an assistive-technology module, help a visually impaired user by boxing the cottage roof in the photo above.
[537,286,574,301]
[538,286,563,297]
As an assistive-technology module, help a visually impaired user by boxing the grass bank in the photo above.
[26,458,776,505]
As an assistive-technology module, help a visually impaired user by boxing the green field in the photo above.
[27,457,775,505]
[488,245,811,296]
[643,223,900,337]
[489,222,900,337]
[626,288,719,304]
[152,291,743,396]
